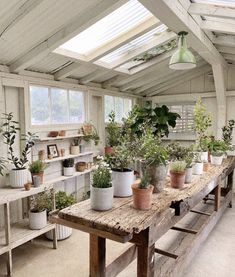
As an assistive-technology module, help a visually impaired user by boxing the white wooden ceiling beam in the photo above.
[54,62,80,80]
[9,0,127,72]
[222,53,235,61]
[101,75,121,88]
[79,70,109,85]
[217,46,235,55]
[139,0,227,67]
[201,20,235,35]
[189,3,235,19]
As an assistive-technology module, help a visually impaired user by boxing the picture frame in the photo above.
[47,144,59,158]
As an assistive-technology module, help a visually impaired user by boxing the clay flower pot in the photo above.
[24,182,31,191]
[131,180,154,211]
[170,171,185,189]
[203,162,210,172]
[31,172,44,185]
[105,146,113,155]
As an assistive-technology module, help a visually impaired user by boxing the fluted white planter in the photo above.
[10,168,28,188]
[91,186,113,211]
[193,162,204,175]
[201,151,208,162]
[63,167,74,176]
[211,155,223,165]
[112,170,135,197]
[29,210,47,230]
[46,224,72,240]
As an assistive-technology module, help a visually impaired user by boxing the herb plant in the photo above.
[30,192,51,213]
[29,160,47,173]
[54,191,76,210]
[208,139,227,156]
[222,119,235,150]
[92,156,112,188]
[170,161,186,173]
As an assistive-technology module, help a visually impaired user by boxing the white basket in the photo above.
[46,224,72,240]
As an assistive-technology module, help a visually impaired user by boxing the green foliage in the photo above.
[1,113,38,169]
[0,157,7,176]
[29,160,47,173]
[92,156,112,188]
[54,191,76,210]
[83,123,100,146]
[73,137,82,146]
[63,158,74,167]
[123,103,180,139]
[208,139,227,155]
[198,136,212,152]
[170,161,186,173]
[106,111,121,147]
[30,191,51,213]
[222,119,235,150]
[139,174,150,189]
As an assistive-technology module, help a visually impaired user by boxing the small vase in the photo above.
[112,169,134,197]
[132,180,154,210]
[185,167,193,184]
[170,171,185,189]
[90,186,113,211]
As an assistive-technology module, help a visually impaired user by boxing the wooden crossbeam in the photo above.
[190,210,211,216]
[171,226,198,235]
[155,248,178,259]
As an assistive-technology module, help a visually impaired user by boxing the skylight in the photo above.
[59,0,153,57]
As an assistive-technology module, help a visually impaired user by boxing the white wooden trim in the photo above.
[212,35,235,47]
[54,62,80,80]
[201,20,235,35]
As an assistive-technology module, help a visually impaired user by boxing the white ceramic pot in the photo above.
[201,151,208,162]
[185,167,193,183]
[211,155,223,165]
[63,167,74,176]
[112,170,135,197]
[90,186,113,211]
[70,145,80,155]
[193,162,204,175]
[29,210,47,230]
[9,168,28,188]
[46,224,72,240]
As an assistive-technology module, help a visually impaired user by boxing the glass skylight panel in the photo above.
[59,0,153,56]
[99,24,167,64]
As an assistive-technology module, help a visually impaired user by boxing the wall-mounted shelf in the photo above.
[35,134,84,142]
[44,151,93,164]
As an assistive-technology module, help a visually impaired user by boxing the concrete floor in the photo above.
[0,201,234,277]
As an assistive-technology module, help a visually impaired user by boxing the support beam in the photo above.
[223,53,235,62]
[212,64,227,137]
[217,46,235,55]
[101,75,121,88]
[201,20,235,36]
[79,70,108,85]
[54,62,80,80]
[212,35,235,47]
[9,0,127,72]
[189,3,235,19]
[138,0,227,67]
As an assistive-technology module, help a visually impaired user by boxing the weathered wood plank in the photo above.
[154,248,178,259]
[137,242,155,277]
[90,234,106,277]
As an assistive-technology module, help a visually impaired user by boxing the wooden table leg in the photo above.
[89,234,106,277]
[214,183,221,212]
[137,243,155,277]
[4,203,12,276]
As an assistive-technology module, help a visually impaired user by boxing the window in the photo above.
[104,95,132,123]
[168,104,194,133]
[30,86,85,125]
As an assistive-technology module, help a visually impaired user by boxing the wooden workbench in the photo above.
[50,157,235,277]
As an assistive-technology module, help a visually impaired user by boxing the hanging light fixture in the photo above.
[169,31,196,70]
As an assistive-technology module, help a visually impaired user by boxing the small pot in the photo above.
[83,124,92,135]
[76,162,87,172]
[193,162,203,175]
[203,162,210,172]
[48,131,58,137]
[201,151,208,162]
[31,172,44,185]
[185,167,193,184]
[46,225,72,240]
[24,182,32,191]
[59,130,66,136]
[10,168,29,188]
[170,170,185,189]
[105,146,113,155]
[132,180,154,211]
[70,145,80,155]
[90,185,113,211]
[63,166,74,176]
[211,155,223,165]
[38,150,46,161]
[29,210,47,230]
[112,169,135,197]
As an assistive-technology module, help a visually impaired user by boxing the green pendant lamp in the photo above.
[169,31,196,70]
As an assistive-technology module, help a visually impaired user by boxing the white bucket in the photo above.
[193,162,203,175]
[112,170,134,197]
[90,186,113,211]
[29,210,47,230]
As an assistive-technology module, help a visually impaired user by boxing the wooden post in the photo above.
[4,203,12,276]
[52,189,57,249]
[214,183,221,211]
[89,234,106,277]
[137,243,155,277]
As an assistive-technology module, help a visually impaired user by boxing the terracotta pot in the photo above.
[24,182,31,191]
[59,130,66,136]
[105,146,113,155]
[203,162,210,172]
[132,180,154,211]
[48,131,58,137]
[170,171,185,189]
[76,162,87,172]
[31,172,44,185]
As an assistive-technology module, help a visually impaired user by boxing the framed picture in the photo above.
[47,144,59,158]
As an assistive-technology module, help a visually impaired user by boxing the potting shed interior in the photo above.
[0,0,235,276]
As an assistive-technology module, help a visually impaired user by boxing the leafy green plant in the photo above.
[170,161,186,173]
[166,142,187,161]
[92,156,112,188]
[139,174,150,189]
[222,119,235,150]
[29,160,47,173]
[30,192,51,213]
[1,113,38,169]
[54,191,76,210]
[63,158,74,167]
[208,139,227,156]
[184,146,195,168]
[106,111,121,147]
[198,136,212,152]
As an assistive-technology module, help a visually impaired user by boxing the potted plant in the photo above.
[63,158,74,176]
[199,136,211,162]
[90,156,113,211]
[82,123,100,146]
[105,111,121,155]
[170,161,186,189]
[46,191,76,240]
[208,139,226,165]
[29,192,50,230]
[29,160,47,185]
[222,119,235,154]
[139,129,168,193]
[132,174,154,211]
[184,146,194,184]
[193,152,203,175]
[1,113,37,188]
[70,137,82,155]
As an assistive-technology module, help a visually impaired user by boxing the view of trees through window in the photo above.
[30,86,85,125]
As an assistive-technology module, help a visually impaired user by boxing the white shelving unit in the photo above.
[44,151,93,164]
[35,134,84,142]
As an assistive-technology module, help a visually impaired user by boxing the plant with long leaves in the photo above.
[1,113,38,169]
[0,157,7,176]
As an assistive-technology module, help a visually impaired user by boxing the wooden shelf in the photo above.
[45,151,93,163]
[35,134,84,142]
[0,219,55,255]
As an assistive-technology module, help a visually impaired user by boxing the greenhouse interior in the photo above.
[0,0,235,276]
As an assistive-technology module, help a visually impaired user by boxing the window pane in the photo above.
[123,98,132,118]
[105,95,114,122]
[69,90,85,123]
[51,88,69,124]
[30,86,50,125]
[115,97,124,123]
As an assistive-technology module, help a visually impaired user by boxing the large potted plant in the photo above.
[29,192,50,230]
[169,161,186,189]
[105,111,121,155]
[63,158,74,176]
[1,113,37,188]
[90,156,113,211]
[29,160,47,185]
[208,139,226,165]
[46,191,76,240]
[132,174,154,211]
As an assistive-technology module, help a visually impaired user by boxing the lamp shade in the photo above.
[169,31,196,70]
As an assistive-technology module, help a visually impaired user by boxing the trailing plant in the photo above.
[222,119,235,150]
[29,160,47,173]
[54,191,76,210]
[106,111,121,147]
[30,191,51,213]
[170,161,186,173]
[138,174,150,189]
[92,156,112,188]
[63,158,74,168]
[1,113,38,169]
